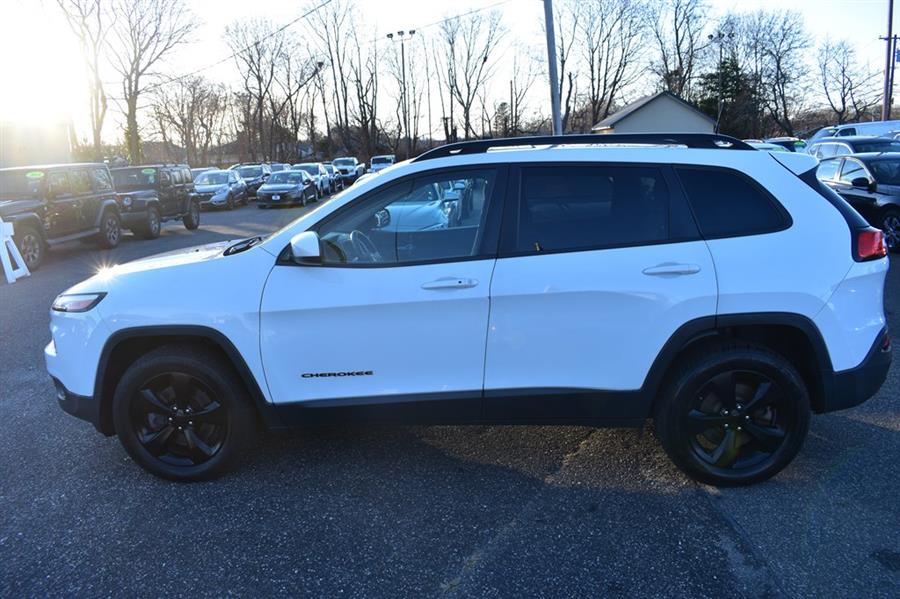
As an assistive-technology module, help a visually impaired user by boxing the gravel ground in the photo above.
[1,201,898,598]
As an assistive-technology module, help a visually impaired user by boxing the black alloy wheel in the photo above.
[226,194,235,210]
[882,208,900,251]
[15,225,44,271]
[98,210,122,249]
[140,206,161,239]
[112,345,255,480]
[655,344,810,486]
[183,200,200,230]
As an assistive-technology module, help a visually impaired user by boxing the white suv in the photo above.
[45,134,892,485]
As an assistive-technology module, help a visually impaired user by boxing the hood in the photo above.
[0,197,43,214]
[259,183,301,193]
[195,183,229,193]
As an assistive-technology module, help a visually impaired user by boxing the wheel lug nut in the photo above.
[188,421,193,426]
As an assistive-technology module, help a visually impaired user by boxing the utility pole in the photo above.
[387,30,416,157]
[708,31,734,133]
[883,0,895,121]
[543,0,562,136]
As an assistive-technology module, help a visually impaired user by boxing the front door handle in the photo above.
[642,263,701,276]
[421,277,479,290]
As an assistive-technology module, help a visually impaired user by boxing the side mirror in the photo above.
[289,231,321,264]
[374,208,391,229]
[851,177,874,190]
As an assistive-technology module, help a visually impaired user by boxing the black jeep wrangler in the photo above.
[110,165,200,239]
[0,163,122,271]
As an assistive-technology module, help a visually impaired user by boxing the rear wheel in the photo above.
[881,207,900,252]
[654,343,810,486]
[138,206,161,239]
[112,345,256,481]
[97,210,122,249]
[14,224,44,271]
[183,200,200,230]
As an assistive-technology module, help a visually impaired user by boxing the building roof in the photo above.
[592,91,715,131]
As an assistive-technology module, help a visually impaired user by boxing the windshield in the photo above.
[112,167,157,189]
[195,172,229,185]
[236,166,263,178]
[333,158,355,166]
[854,140,900,153]
[268,171,306,185]
[869,160,900,185]
[0,170,45,197]
[293,164,318,175]
[372,156,392,164]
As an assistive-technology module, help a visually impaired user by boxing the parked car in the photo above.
[816,152,900,251]
[807,136,900,160]
[46,134,891,486]
[764,137,807,153]
[267,163,290,173]
[110,164,200,239]
[190,167,216,179]
[256,170,317,208]
[746,141,790,153]
[369,154,395,173]
[193,169,248,210]
[291,163,329,197]
[323,164,344,193]
[229,163,272,197]
[807,120,900,144]
[0,163,122,270]
[332,157,365,183]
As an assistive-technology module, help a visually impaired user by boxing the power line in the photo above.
[366,0,516,46]
[134,0,334,94]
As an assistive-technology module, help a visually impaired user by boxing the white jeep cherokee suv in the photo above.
[45,134,892,485]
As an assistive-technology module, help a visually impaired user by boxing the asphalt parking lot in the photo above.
[1,201,898,598]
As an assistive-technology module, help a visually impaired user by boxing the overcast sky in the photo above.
[0,0,895,142]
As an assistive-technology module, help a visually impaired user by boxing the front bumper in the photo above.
[52,376,106,434]
[257,193,302,206]
[196,193,229,207]
[824,328,892,412]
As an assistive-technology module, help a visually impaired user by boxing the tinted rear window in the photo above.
[676,168,786,238]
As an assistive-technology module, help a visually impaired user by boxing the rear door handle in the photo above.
[421,277,479,290]
[642,263,701,276]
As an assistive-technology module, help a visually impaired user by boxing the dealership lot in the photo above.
[1,205,898,597]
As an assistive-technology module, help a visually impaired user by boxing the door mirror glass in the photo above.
[289,231,321,264]
[851,177,872,189]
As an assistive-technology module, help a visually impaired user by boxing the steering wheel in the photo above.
[349,230,383,263]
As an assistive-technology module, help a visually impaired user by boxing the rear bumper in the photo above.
[824,328,892,412]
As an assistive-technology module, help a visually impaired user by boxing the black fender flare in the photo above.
[7,213,47,242]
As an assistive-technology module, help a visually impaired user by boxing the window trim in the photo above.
[276,165,509,269]
[497,161,703,259]
[837,157,872,185]
[674,164,793,241]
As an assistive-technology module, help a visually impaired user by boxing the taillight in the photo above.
[854,228,887,261]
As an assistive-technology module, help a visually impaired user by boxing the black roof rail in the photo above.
[412,133,754,162]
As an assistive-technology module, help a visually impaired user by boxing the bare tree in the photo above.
[649,0,709,98]
[552,0,579,132]
[439,11,505,139]
[107,0,196,163]
[757,11,810,136]
[56,0,111,159]
[307,0,355,150]
[579,0,647,127]
[349,31,380,158]
[818,39,879,125]
[151,76,227,165]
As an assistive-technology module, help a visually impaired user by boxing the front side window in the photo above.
[316,169,498,265]
[838,159,868,185]
[514,165,671,253]
[869,159,900,184]
[816,159,841,182]
[47,171,70,196]
[677,168,786,238]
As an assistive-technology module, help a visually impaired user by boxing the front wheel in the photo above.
[183,200,200,230]
[14,224,44,271]
[880,207,900,252]
[226,194,235,210]
[112,345,256,481]
[97,210,122,249]
[138,206,161,239]
[654,344,810,487]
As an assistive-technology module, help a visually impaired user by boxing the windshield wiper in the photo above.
[223,236,264,256]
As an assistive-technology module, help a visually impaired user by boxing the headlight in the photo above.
[51,293,106,313]
[121,196,132,207]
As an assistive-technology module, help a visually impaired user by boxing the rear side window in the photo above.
[676,168,787,238]
[91,167,113,192]
[838,159,867,184]
[514,166,676,253]
[70,170,92,194]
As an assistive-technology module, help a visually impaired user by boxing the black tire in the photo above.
[257,204,266,209]
[14,223,44,271]
[138,206,161,240]
[183,200,200,230]
[226,194,235,210]
[880,207,900,252]
[654,343,810,487]
[97,210,122,249]
[112,344,257,481]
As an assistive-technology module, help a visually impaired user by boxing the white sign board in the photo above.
[1,218,31,284]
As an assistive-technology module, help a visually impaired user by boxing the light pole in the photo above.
[882,0,895,121]
[387,30,416,157]
[708,31,734,134]
[543,0,562,136]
